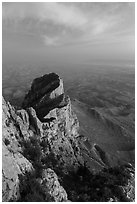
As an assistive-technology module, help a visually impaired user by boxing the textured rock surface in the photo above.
[2,97,33,201]
[122,165,135,202]
[2,96,71,202]
[40,168,68,201]
[2,143,33,202]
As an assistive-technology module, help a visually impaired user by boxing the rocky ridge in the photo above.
[2,72,135,202]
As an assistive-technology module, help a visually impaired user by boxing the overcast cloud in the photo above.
[2,2,135,66]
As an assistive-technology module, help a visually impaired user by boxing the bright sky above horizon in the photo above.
[2,2,135,67]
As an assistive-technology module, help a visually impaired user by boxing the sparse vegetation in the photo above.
[61,164,134,202]
[19,106,134,202]
[22,137,43,176]
[19,136,57,201]
[18,171,52,202]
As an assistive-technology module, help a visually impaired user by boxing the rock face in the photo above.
[2,72,135,202]
[2,96,69,202]
[2,73,83,201]
[2,97,33,201]
[22,72,84,172]
[22,73,66,120]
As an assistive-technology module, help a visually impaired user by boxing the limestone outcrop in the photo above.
[22,72,84,172]
[22,73,67,120]
[2,73,84,201]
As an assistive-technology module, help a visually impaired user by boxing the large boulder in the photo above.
[22,73,67,120]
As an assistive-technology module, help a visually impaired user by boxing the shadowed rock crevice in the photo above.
[94,144,110,167]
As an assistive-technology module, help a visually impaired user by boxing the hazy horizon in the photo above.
[3,2,135,69]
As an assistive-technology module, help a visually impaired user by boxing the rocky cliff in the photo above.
[2,72,135,202]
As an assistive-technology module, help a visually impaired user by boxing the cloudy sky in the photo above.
[2,2,135,67]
